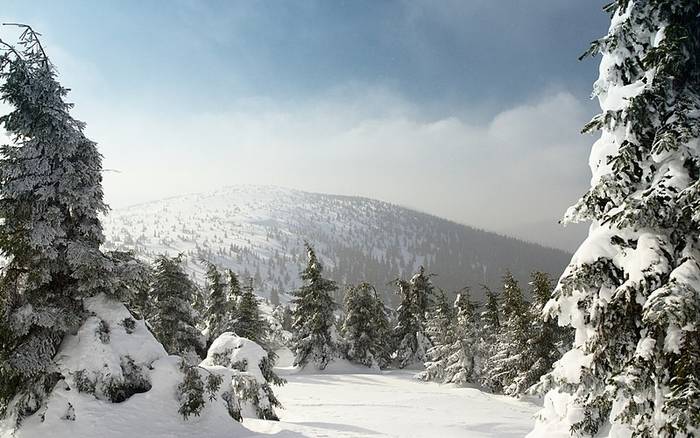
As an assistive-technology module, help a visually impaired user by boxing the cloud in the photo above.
[79,85,594,245]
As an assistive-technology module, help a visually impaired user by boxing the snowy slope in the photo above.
[102,185,570,305]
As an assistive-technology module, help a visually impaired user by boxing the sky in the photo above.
[1,0,610,251]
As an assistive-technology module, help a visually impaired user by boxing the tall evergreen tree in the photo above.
[476,285,501,390]
[444,291,480,385]
[203,262,227,344]
[150,254,204,362]
[372,294,393,369]
[393,267,435,369]
[420,290,455,381]
[489,272,530,395]
[531,2,700,436]
[291,243,338,370]
[0,26,112,421]
[341,282,389,368]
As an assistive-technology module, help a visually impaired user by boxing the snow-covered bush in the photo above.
[201,332,284,420]
[0,294,247,437]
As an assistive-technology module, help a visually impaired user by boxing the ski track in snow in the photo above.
[242,352,539,438]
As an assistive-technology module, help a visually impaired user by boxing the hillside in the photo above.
[102,185,571,305]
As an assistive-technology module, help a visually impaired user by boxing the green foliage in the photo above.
[538,2,700,435]
[203,262,227,344]
[0,25,110,422]
[341,282,390,368]
[150,254,204,360]
[393,266,436,369]
[291,243,338,370]
[177,361,206,420]
[230,279,268,345]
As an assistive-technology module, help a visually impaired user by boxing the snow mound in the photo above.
[201,333,282,420]
[1,295,248,438]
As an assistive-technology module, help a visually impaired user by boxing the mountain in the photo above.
[102,185,572,306]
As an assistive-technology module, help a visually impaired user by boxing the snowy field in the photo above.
[243,350,540,438]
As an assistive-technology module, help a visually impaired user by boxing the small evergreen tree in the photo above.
[231,279,267,346]
[150,254,204,362]
[341,282,388,368]
[226,269,242,317]
[203,262,227,344]
[109,250,153,320]
[291,243,338,370]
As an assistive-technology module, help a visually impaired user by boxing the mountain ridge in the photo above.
[102,185,572,305]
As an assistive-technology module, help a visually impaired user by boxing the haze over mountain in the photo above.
[102,185,572,305]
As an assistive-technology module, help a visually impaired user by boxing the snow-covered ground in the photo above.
[243,350,540,438]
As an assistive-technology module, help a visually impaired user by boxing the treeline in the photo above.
[280,243,572,398]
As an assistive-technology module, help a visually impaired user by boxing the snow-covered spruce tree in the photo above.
[444,291,480,385]
[291,243,338,370]
[372,294,393,369]
[489,272,531,395]
[530,2,700,437]
[230,278,267,346]
[226,269,242,318]
[202,333,284,421]
[410,266,435,320]
[341,282,388,368]
[109,250,153,321]
[393,268,435,369]
[203,262,227,345]
[514,272,568,396]
[0,26,113,422]
[419,290,456,382]
[150,254,204,362]
[476,285,501,390]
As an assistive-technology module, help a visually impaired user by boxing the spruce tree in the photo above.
[150,254,204,362]
[291,243,338,370]
[231,279,267,346]
[531,2,700,436]
[513,272,566,395]
[444,291,480,385]
[490,272,530,395]
[204,262,227,344]
[341,282,388,368]
[110,251,153,321]
[226,269,242,317]
[393,267,435,369]
[372,295,393,369]
[0,26,111,421]
[476,285,501,390]
[420,290,455,381]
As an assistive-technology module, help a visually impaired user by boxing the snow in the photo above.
[549,349,593,385]
[241,349,540,438]
[202,333,269,381]
[1,295,248,438]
